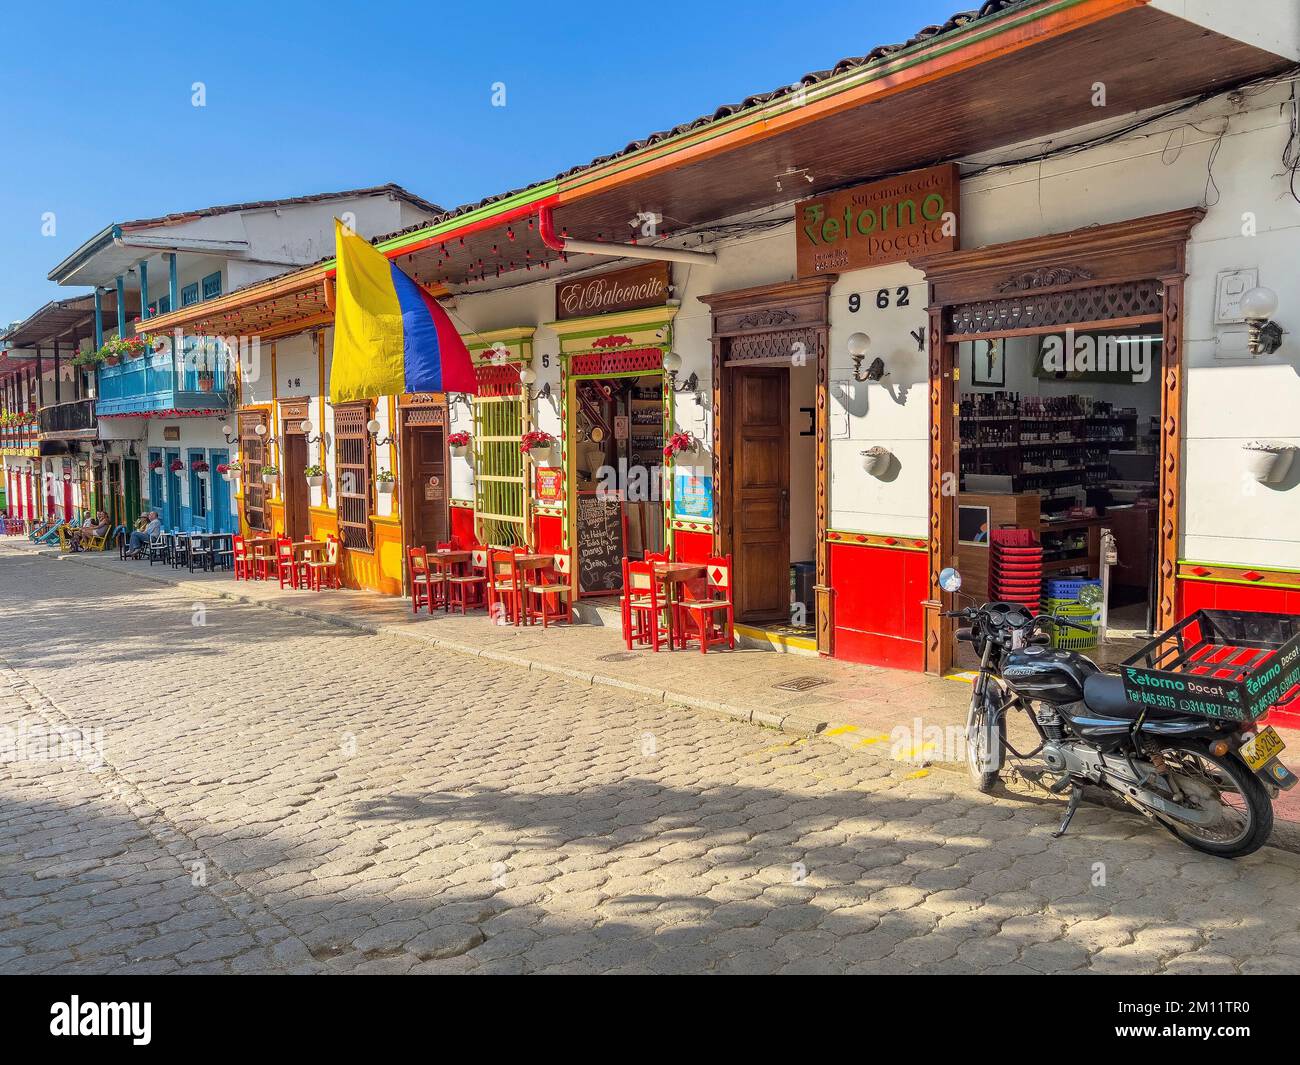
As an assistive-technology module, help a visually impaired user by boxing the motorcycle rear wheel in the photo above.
[1154,740,1272,858]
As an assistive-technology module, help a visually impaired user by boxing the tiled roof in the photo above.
[119,183,443,231]
[369,1,1025,246]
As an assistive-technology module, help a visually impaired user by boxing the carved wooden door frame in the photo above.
[912,207,1204,675]
[699,276,836,652]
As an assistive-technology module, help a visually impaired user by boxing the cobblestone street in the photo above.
[3,551,1300,975]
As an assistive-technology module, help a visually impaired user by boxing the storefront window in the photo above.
[473,382,525,547]
[334,401,374,550]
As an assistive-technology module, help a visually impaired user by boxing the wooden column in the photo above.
[1157,271,1186,632]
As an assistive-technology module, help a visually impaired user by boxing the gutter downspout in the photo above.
[537,205,716,266]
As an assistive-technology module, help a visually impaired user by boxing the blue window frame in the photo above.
[181,282,200,307]
[201,272,222,300]
[188,449,208,523]
[148,294,172,316]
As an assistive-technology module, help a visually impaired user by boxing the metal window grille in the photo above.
[238,411,268,531]
[334,402,373,550]
[473,380,526,547]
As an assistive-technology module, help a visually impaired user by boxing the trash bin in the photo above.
[791,561,816,618]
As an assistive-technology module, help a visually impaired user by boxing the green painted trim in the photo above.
[1180,558,1300,576]
[375,182,562,257]
[1178,575,1300,592]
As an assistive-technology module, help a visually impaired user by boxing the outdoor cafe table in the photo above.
[245,536,277,579]
[653,562,707,650]
[428,549,473,610]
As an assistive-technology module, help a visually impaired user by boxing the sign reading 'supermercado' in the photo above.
[796,163,959,276]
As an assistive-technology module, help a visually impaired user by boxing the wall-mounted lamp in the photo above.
[1241,286,1282,355]
[847,332,889,381]
[299,418,325,446]
[366,417,395,448]
[449,393,473,416]
[254,422,280,448]
[220,422,237,444]
[662,351,703,403]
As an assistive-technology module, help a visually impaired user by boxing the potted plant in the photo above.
[149,458,163,471]
[305,464,325,488]
[216,462,237,483]
[1243,440,1298,485]
[169,459,185,473]
[260,463,280,486]
[197,370,215,392]
[375,469,396,493]
[662,431,698,460]
[448,431,471,456]
[192,459,210,480]
[519,429,556,460]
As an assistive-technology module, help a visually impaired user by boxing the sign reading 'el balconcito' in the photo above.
[555,261,670,321]
[796,163,959,277]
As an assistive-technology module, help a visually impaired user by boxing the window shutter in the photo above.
[334,402,373,550]
[472,378,526,547]
[238,411,268,531]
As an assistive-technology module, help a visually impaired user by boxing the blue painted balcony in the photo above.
[96,349,231,418]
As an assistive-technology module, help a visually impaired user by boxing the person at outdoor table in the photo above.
[69,511,109,550]
[123,511,162,558]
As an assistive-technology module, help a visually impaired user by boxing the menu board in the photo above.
[577,494,624,594]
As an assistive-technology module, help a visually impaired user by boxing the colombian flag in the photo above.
[330,219,477,403]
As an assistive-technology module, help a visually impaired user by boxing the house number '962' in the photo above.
[847,287,909,313]
[286,377,302,389]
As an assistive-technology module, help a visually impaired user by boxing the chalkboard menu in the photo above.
[577,494,624,594]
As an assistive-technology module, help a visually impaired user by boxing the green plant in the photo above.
[375,469,396,483]
[260,463,280,476]
[304,464,325,477]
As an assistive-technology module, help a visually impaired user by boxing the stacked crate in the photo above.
[1042,577,1102,650]
[988,528,1043,610]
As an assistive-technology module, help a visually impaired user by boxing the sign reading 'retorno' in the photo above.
[795,163,959,277]
[555,261,670,321]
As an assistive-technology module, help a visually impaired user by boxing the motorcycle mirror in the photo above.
[939,567,962,593]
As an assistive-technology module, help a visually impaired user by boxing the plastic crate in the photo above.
[1043,577,1101,600]
[1052,626,1098,651]
[1042,597,1102,618]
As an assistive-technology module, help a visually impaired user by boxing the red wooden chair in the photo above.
[487,550,523,625]
[623,558,669,651]
[447,546,488,615]
[275,537,306,590]
[526,551,574,628]
[306,536,342,591]
[408,546,437,613]
[252,539,277,581]
[675,554,735,653]
[231,535,252,581]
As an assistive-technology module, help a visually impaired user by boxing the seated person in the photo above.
[124,511,162,558]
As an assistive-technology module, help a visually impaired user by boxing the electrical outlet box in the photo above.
[1215,268,1258,324]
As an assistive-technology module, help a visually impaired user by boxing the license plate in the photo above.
[1241,726,1285,771]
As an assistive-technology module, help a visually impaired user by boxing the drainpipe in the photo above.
[537,205,716,266]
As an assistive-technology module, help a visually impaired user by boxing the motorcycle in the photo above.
[939,567,1296,859]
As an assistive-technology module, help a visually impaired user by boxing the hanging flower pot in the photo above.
[376,471,396,493]
[448,431,471,456]
[305,464,325,488]
[1243,441,1297,485]
[860,446,892,477]
[217,463,236,483]
[520,429,556,463]
[260,463,280,486]
[662,431,699,461]
[192,460,210,480]
[104,354,120,367]
[169,459,185,473]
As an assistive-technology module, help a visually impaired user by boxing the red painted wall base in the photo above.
[829,542,927,672]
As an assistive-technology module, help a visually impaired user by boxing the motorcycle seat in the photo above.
[1082,673,1183,720]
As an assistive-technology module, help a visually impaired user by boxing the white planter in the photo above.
[1243,442,1297,485]
[306,475,324,488]
[527,445,555,465]
[451,445,469,458]
[860,446,892,476]
[376,480,396,494]
[220,471,235,483]
[196,471,209,481]
[262,474,279,487]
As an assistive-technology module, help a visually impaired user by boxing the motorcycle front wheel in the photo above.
[966,689,1005,793]
[1153,740,1273,858]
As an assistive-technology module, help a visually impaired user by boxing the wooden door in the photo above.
[407,427,448,549]
[107,459,124,526]
[729,367,789,622]
[282,433,309,541]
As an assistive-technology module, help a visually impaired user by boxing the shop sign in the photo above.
[535,466,564,503]
[672,471,714,521]
[795,163,958,277]
[555,262,670,321]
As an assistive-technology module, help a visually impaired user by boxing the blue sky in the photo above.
[0,0,958,326]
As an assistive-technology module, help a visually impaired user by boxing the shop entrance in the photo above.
[915,207,1204,675]
[404,424,449,550]
[570,371,665,595]
[281,430,309,541]
[728,367,791,623]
